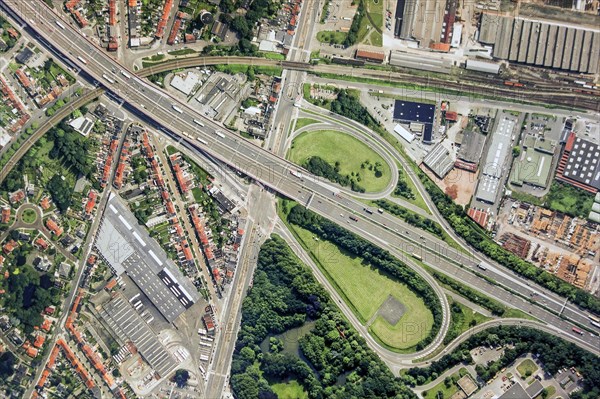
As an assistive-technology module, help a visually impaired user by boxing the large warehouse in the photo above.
[393,100,436,143]
[555,132,600,193]
[95,194,200,323]
[478,12,600,74]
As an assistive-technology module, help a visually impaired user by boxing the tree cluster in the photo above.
[304,156,365,193]
[231,236,417,399]
[4,264,60,333]
[343,1,365,47]
[374,200,443,239]
[287,205,443,350]
[50,126,94,178]
[394,168,415,200]
[404,326,600,399]
[415,167,600,315]
[330,90,379,131]
[432,272,505,316]
[47,174,73,212]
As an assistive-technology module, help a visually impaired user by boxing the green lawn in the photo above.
[22,209,37,224]
[361,0,383,47]
[168,48,197,56]
[271,379,308,399]
[261,52,286,60]
[316,30,347,44]
[422,376,460,399]
[294,118,320,131]
[288,130,392,192]
[290,220,434,351]
[517,359,538,378]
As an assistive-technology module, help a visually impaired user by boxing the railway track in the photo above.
[138,57,599,112]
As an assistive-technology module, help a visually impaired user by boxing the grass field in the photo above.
[288,218,434,351]
[288,130,391,192]
[22,209,37,224]
[261,52,286,60]
[294,118,320,131]
[271,380,308,399]
[316,30,347,44]
[517,359,538,378]
[360,0,383,47]
[422,374,460,399]
[370,308,434,350]
[453,301,491,334]
[168,48,197,56]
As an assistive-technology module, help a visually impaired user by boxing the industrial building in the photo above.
[475,115,516,204]
[389,50,453,74]
[395,0,458,50]
[392,100,436,143]
[95,194,199,323]
[465,59,501,74]
[423,143,454,178]
[355,49,386,63]
[555,132,600,193]
[510,135,557,189]
[478,13,600,74]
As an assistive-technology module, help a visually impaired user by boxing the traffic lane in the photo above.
[16,0,599,341]
[307,199,600,354]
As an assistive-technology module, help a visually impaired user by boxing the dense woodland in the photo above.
[231,236,417,399]
[415,167,600,315]
[286,205,442,350]
[404,326,600,399]
[330,90,380,131]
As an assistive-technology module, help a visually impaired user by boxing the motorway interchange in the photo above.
[1,0,599,397]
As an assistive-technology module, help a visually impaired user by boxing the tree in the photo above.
[0,352,16,379]
[512,146,521,157]
[173,369,190,388]
[47,174,73,212]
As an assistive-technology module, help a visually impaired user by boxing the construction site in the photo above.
[496,200,600,294]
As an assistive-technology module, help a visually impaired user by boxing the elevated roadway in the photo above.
[2,0,599,374]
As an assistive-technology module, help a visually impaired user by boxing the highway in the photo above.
[2,0,599,381]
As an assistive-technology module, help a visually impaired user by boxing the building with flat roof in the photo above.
[393,100,436,143]
[511,147,553,188]
[95,194,199,323]
[170,71,201,95]
[475,114,516,204]
[499,382,531,399]
[556,132,600,193]
[465,59,501,74]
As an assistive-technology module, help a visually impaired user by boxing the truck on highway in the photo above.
[77,56,87,64]
[55,20,66,30]
[377,208,384,214]
[589,315,600,323]
[363,208,373,214]
[215,131,225,139]
[121,70,131,79]
[591,321,600,329]
[477,261,490,271]
[572,327,584,335]
[172,104,184,113]
[194,119,205,127]
[102,74,115,84]
[197,137,208,145]
[349,215,359,222]
[411,253,423,261]
[290,170,303,179]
